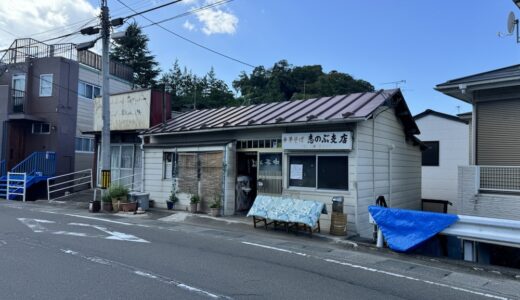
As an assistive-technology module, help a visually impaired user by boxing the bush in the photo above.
[109,185,129,199]
[190,194,201,204]
[210,195,221,209]
[169,190,178,204]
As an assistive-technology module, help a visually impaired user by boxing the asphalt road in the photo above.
[0,201,518,300]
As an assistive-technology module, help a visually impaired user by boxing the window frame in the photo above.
[421,141,440,167]
[39,74,53,97]
[75,137,95,153]
[32,123,51,135]
[163,151,177,180]
[287,153,349,191]
[78,81,101,100]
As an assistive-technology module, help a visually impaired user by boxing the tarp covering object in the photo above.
[247,195,326,228]
[368,206,459,252]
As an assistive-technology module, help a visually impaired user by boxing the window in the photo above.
[289,155,348,190]
[39,74,53,96]
[32,123,51,134]
[78,81,101,100]
[422,141,439,166]
[75,137,94,152]
[163,152,177,179]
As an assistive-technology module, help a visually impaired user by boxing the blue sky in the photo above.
[104,1,519,114]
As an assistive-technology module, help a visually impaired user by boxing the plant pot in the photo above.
[112,196,126,212]
[210,207,220,217]
[89,200,101,213]
[102,201,113,212]
[166,201,175,210]
[120,202,137,212]
[149,200,155,208]
[190,203,198,213]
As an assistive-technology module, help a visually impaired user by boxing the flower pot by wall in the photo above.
[210,208,220,217]
[89,200,101,213]
[166,201,174,210]
[120,202,137,212]
[102,201,113,212]
[190,203,198,213]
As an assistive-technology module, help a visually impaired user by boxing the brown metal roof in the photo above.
[143,89,418,136]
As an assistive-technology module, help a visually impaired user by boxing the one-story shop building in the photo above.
[140,89,423,238]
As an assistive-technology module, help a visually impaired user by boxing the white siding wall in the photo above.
[415,115,469,207]
[143,146,226,210]
[75,65,132,171]
[356,107,422,238]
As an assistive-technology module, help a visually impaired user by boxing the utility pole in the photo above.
[100,0,112,195]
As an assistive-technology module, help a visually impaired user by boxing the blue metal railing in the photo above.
[11,152,56,177]
[0,160,6,177]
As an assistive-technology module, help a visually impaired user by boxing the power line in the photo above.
[141,0,233,29]
[115,0,255,68]
[125,0,183,19]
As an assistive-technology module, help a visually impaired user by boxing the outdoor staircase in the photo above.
[0,152,56,200]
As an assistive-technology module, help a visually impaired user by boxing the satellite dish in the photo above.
[508,11,517,34]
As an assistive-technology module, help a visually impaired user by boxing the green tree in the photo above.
[110,22,160,88]
[233,60,375,104]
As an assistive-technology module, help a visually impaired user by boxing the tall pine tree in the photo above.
[110,22,160,88]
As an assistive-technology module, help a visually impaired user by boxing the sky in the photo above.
[1,0,520,115]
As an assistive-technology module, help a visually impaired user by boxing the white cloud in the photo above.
[195,7,238,35]
[183,20,195,31]
[0,0,98,48]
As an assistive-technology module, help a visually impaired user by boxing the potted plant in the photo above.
[167,189,178,210]
[101,192,113,212]
[209,195,221,217]
[109,185,129,212]
[190,194,200,213]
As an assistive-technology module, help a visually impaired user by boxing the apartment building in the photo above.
[0,38,132,175]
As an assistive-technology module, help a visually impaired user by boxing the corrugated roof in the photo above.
[143,89,417,135]
[436,64,520,88]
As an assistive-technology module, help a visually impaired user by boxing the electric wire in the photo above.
[115,0,255,68]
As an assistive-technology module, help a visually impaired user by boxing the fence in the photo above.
[479,166,520,193]
[111,172,142,192]
[11,152,56,177]
[47,169,93,201]
[7,172,26,202]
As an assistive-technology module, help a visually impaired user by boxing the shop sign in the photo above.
[282,131,353,150]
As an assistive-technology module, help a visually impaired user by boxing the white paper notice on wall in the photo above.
[290,164,303,180]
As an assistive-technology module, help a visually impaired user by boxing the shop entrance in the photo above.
[236,151,283,213]
[236,152,257,213]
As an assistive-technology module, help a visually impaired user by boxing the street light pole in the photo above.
[100,0,112,194]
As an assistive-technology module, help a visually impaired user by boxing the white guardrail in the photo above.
[441,215,520,248]
[7,172,26,202]
[47,169,93,201]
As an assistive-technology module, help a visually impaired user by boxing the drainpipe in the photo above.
[388,144,395,207]
[140,137,145,193]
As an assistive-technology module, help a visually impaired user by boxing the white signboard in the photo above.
[94,89,152,131]
[282,131,353,150]
[290,164,303,180]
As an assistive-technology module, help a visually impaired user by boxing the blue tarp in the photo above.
[368,206,459,252]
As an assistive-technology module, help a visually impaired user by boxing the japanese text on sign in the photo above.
[282,131,353,150]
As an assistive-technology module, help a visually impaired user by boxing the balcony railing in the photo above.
[11,89,25,113]
[479,166,520,192]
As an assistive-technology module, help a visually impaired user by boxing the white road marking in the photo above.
[241,242,309,257]
[241,242,509,300]
[18,218,149,243]
[134,271,158,279]
[62,214,133,226]
[61,249,228,299]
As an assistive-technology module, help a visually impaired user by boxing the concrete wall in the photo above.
[415,114,469,206]
[356,107,422,238]
[458,166,520,221]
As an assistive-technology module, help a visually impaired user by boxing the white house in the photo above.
[414,109,470,211]
[140,89,424,238]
